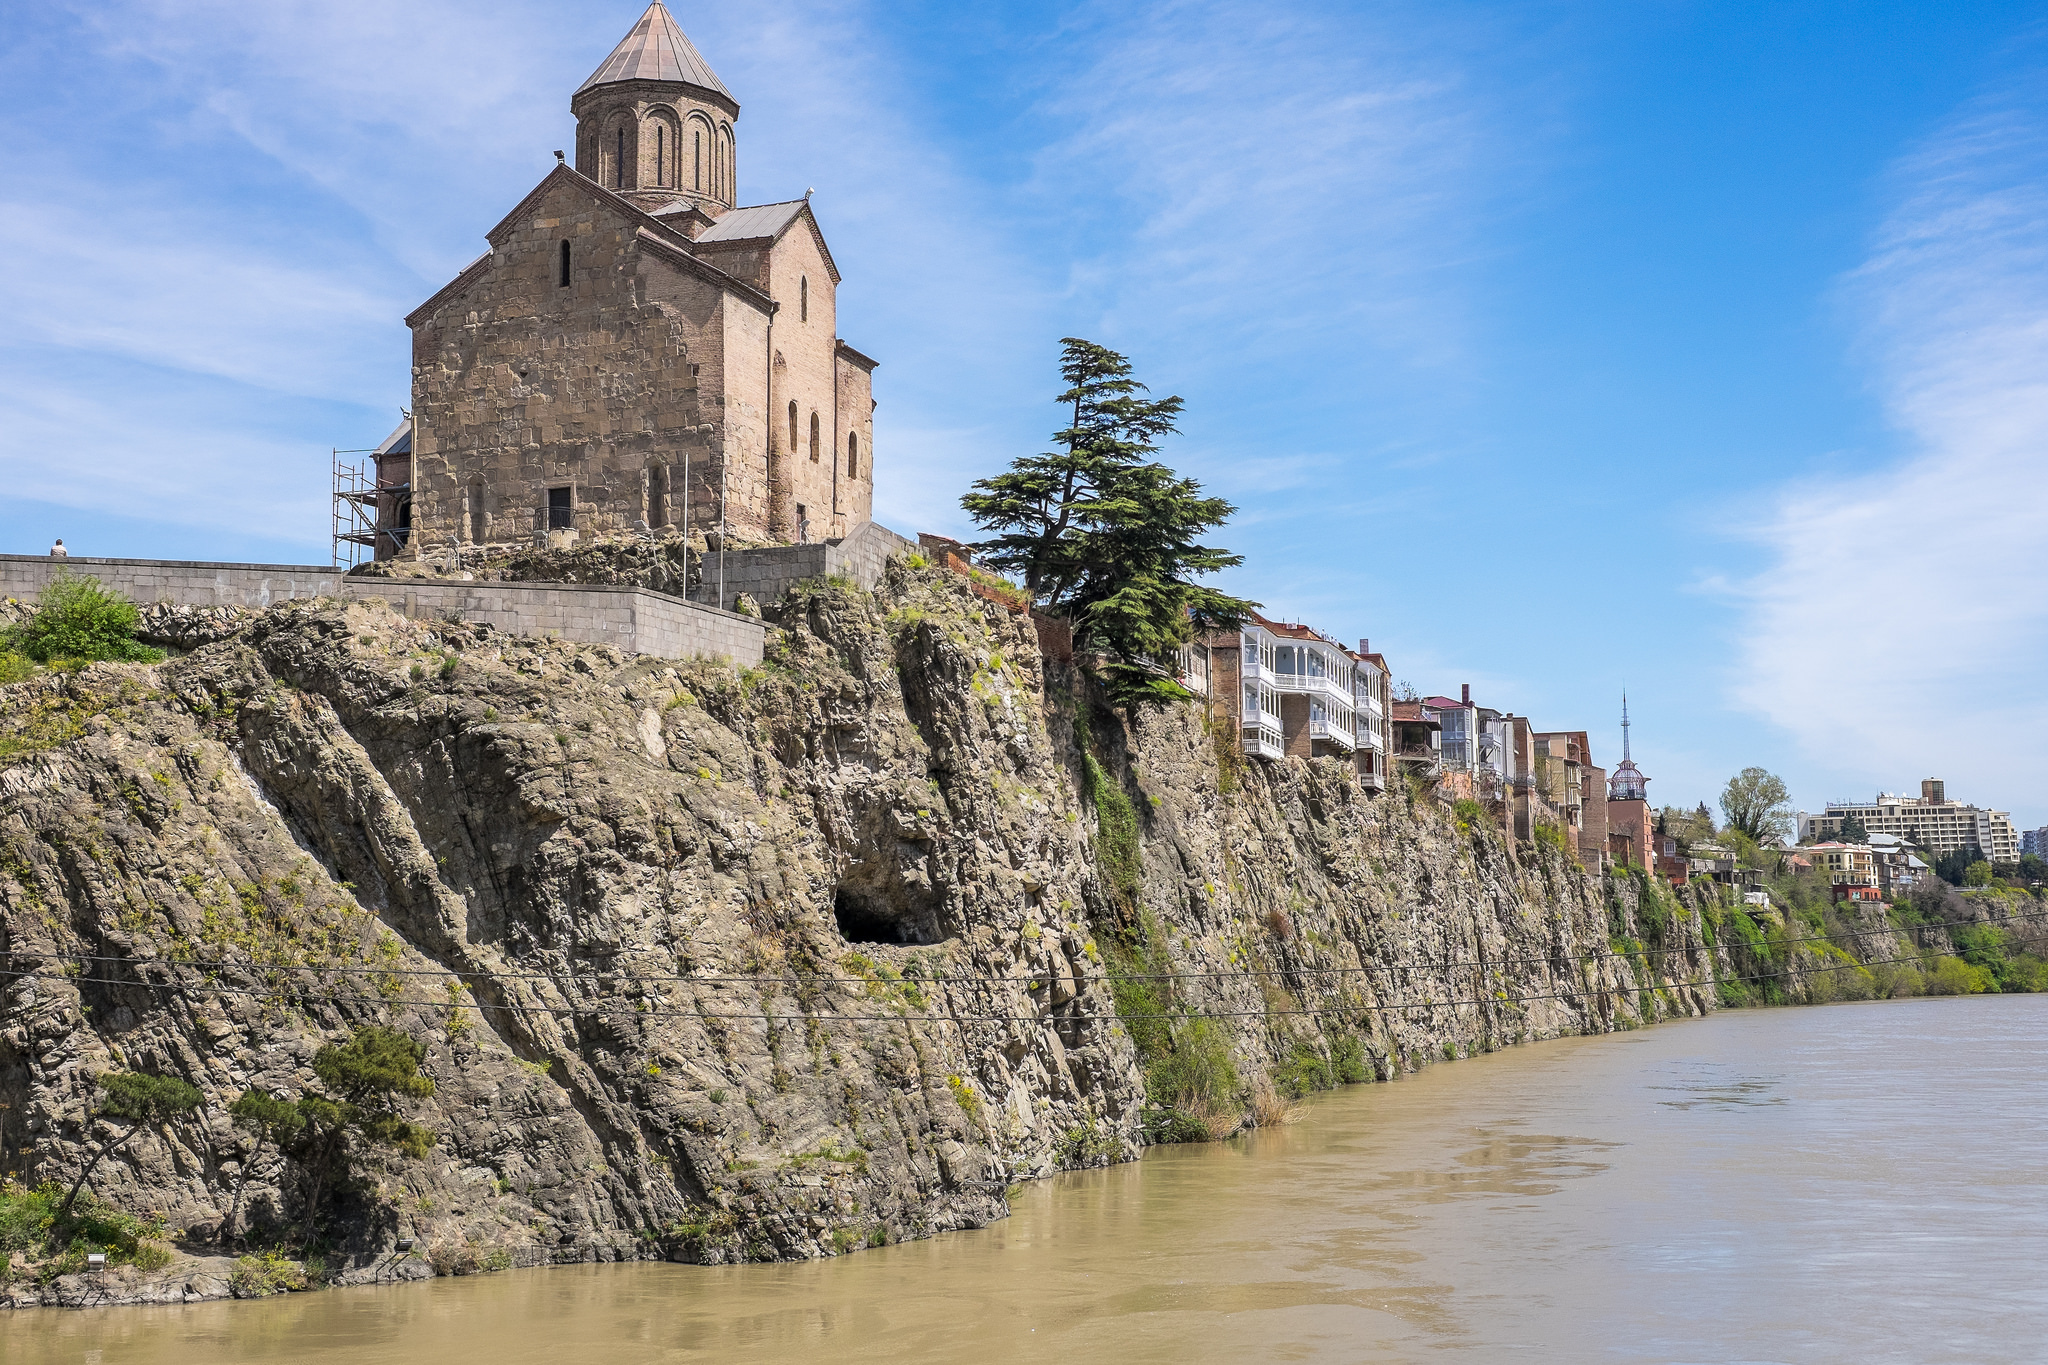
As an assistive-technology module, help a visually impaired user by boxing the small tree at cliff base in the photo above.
[59,1072,204,1220]
[1719,768,1792,845]
[962,338,1256,706]
[293,1026,437,1248]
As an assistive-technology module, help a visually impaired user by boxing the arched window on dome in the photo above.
[558,240,571,289]
[693,128,702,189]
[789,401,800,459]
[847,432,859,478]
[614,127,625,189]
[655,124,665,187]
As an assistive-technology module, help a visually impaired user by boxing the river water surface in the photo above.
[15,996,2048,1364]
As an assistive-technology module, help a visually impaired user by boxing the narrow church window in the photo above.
[809,412,820,464]
[800,276,808,323]
[615,128,625,188]
[789,401,800,457]
[694,131,701,189]
[656,125,665,187]
[848,432,859,478]
[548,486,573,531]
[558,240,571,288]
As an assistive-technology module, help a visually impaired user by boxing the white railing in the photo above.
[1354,692,1384,720]
[1268,670,1353,709]
[1353,724,1385,752]
[1242,723,1284,761]
[1308,715,1355,752]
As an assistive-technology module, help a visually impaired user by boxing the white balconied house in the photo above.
[1202,616,1394,781]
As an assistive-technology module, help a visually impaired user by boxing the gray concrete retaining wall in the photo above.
[694,520,915,612]
[0,554,343,609]
[2,554,763,667]
[346,578,764,667]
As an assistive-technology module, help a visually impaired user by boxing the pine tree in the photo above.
[962,339,1255,704]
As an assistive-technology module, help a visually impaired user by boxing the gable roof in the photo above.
[695,198,842,282]
[405,163,775,328]
[697,200,808,243]
[578,2,733,102]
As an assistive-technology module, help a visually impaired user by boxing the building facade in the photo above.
[1797,780,2019,862]
[1202,616,1388,787]
[381,3,877,561]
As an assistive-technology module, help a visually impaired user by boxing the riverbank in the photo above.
[4,565,2038,1305]
[13,997,2047,1362]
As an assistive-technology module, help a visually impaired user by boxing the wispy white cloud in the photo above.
[1732,84,2048,809]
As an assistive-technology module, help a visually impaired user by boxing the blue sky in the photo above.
[4,0,2046,826]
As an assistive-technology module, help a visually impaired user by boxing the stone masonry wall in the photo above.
[693,521,914,612]
[1,554,763,667]
[407,175,726,559]
[344,578,764,667]
[0,555,343,610]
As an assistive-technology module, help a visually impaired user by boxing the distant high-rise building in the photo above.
[1797,781,2018,862]
[2023,827,2048,858]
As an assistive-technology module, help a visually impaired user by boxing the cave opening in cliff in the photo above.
[833,886,937,945]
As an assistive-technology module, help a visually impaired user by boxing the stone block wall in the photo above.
[0,555,343,610]
[693,519,913,611]
[0,553,762,667]
[346,578,764,666]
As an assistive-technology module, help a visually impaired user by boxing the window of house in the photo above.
[547,486,573,530]
[847,432,858,477]
[558,240,571,288]
[809,412,820,463]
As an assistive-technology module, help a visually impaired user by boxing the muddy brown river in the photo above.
[14,995,2047,1363]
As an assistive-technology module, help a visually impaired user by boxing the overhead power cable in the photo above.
[0,939,2008,1028]
[9,904,2040,990]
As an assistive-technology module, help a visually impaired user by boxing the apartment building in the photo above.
[1798,780,2019,862]
[1391,699,1442,779]
[2023,827,2048,858]
[1808,841,1885,905]
[1533,730,1608,865]
[1202,615,1388,786]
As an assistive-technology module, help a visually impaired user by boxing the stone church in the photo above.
[374,2,878,559]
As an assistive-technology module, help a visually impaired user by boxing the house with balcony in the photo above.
[1390,698,1442,779]
[1808,841,1882,905]
[1533,730,1608,865]
[1351,640,1391,792]
[1203,615,1367,766]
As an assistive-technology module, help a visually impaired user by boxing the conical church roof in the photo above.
[578,2,733,101]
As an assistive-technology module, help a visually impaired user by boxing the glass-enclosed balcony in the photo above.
[1242,723,1284,761]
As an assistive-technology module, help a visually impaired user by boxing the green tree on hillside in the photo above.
[60,1073,204,1219]
[294,1026,437,1245]
[1719,768,1793,844]
[962,338,1256,705]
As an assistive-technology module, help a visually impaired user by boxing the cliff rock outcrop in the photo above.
[2,561,1722,1301]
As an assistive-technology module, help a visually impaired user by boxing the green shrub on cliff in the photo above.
[4,573,163,665]
[1142,1017,1239,1142]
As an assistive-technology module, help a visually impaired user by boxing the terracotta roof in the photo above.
[578,2,733,101]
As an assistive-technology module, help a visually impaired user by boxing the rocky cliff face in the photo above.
[1,561,1723,1297]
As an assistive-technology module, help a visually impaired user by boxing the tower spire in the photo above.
[1621,690,1631,764]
